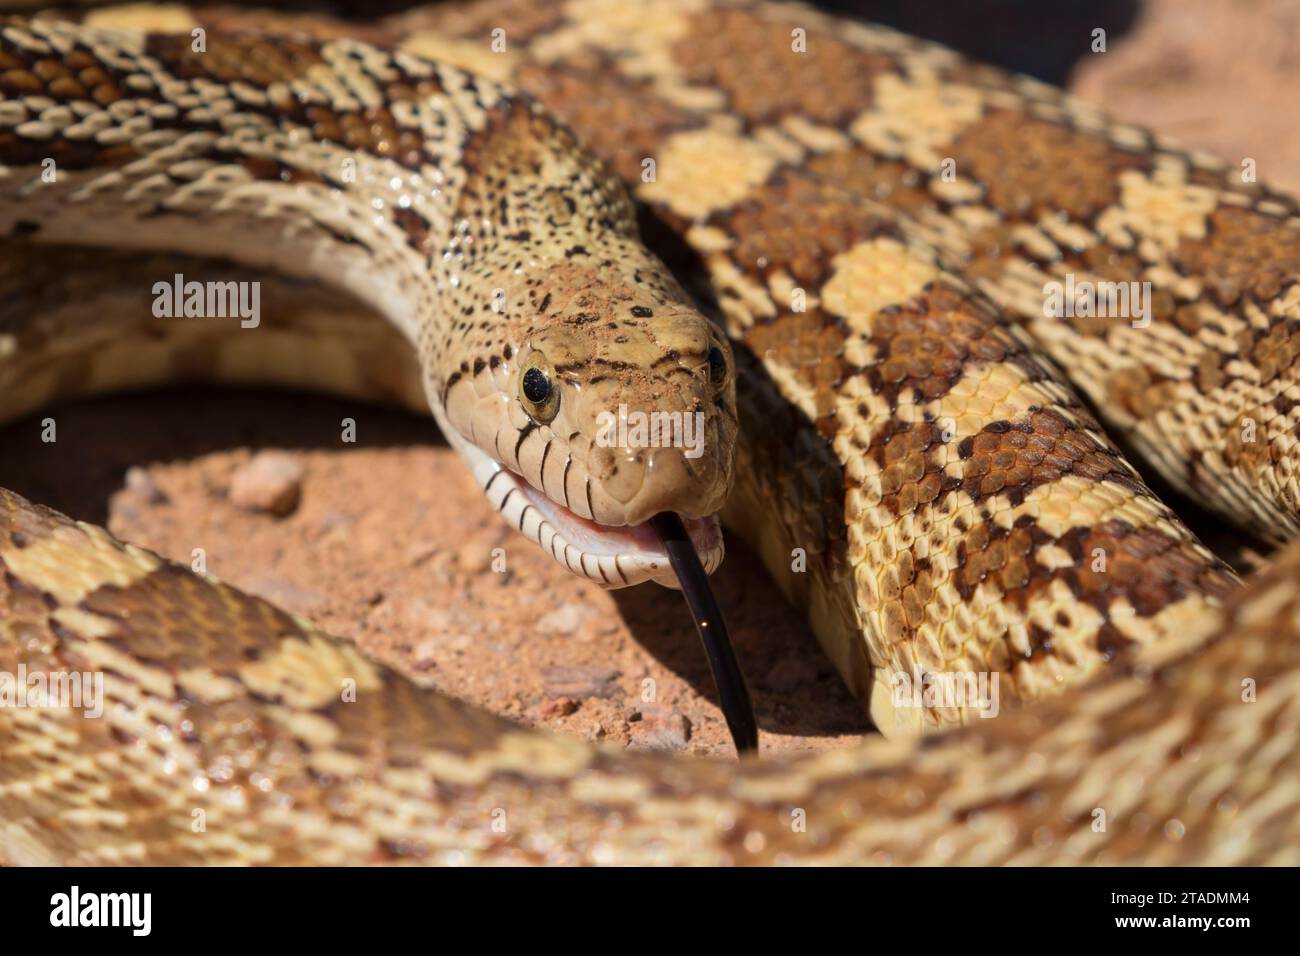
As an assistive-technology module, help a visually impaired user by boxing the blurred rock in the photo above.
[627,704,692,753]
[539,603,587,635]
[542,664,621,699]
[538,696,580,720]
[229,451,304,516]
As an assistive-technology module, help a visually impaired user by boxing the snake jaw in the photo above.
[451,427,723,588]
[508,469,725,589]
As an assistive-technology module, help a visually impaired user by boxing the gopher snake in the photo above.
[0,0,1298,865]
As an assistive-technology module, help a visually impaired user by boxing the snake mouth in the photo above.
[446,425,723,587]
[508,474,724,589]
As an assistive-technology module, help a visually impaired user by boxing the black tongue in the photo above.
[649,512,758,756]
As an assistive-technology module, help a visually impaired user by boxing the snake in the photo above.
[1,0,1298,865]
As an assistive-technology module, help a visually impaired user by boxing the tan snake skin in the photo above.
[0,1,1296,864]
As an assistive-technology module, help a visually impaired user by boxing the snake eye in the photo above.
[520,358,559,423]
[522,367,551,404]
[707,345,728,390]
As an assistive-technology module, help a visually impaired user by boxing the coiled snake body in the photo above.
[1,1,1298,864]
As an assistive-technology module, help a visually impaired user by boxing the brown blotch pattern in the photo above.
[805,147,935,216]
[743,308,853,427]
[516,56,699,185]
[864,283,1022,406]
[958,222,1022,283]
[950,518,1042,609]
[958,411,1143,506]
[195,8,399,45]
[81,564,297,671]
[867,419,949,519]
[949,110,1147,221]
[301,101,429,168]
[1071,241,1184,332]
[1224,408,1281,474]
[1175,206,1300,308]
[948,517,1234,657]
[0,45,136,169]
[145,32,438,169]
[144,31,325,86]
[866,402,1142,522]
[1058,520,1237,617]
[1106,364,1185,421]
[725,173,899,287]
[670,7,892,126]
[0,46,123,103]
[1245,320,1300,387]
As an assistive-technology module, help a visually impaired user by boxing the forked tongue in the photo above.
[649,512,758,755]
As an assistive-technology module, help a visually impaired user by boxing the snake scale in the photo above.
[1,0,1298,865]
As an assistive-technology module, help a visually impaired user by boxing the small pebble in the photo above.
[229,451,304,516]
[542,664,621,699]
[627,705,691,753]
[539,603,586,635]
[537,696,579,720]
[456,540,489,573]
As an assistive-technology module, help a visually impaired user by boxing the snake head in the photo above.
[440,275,737,589]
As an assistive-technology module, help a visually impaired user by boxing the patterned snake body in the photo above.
[0,1,1298,864]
